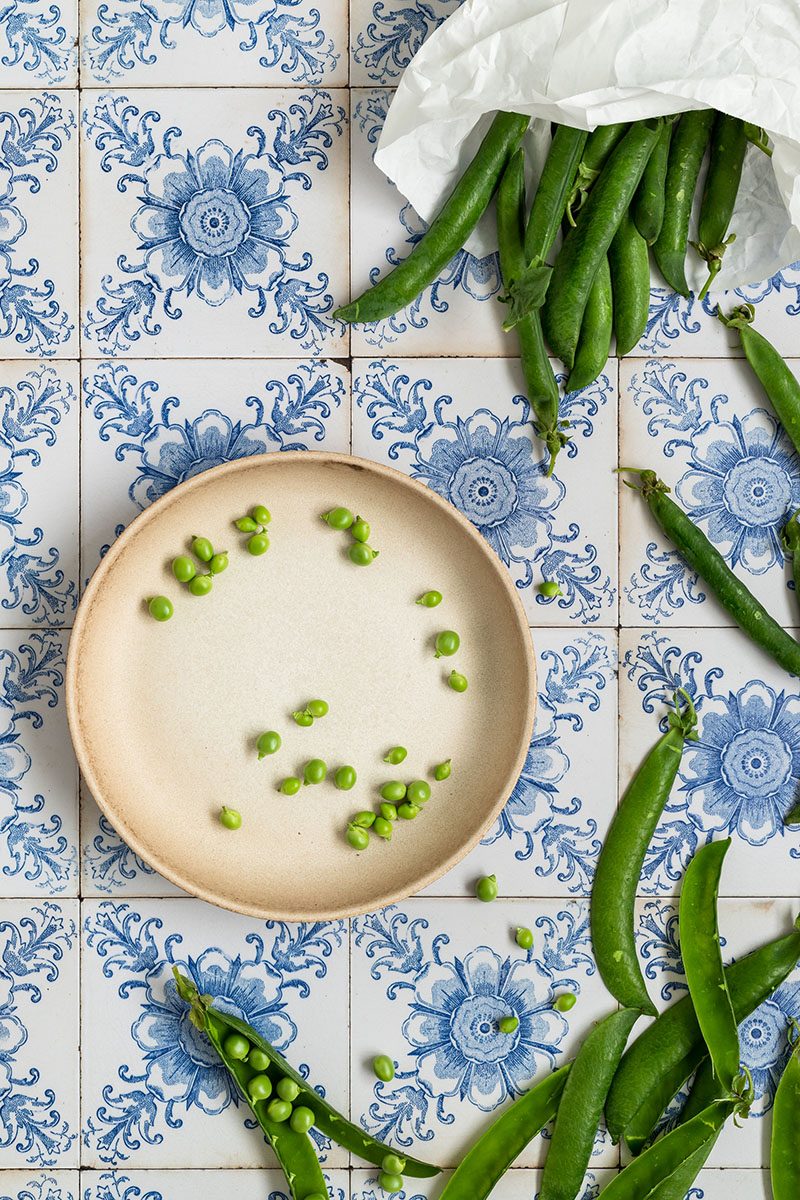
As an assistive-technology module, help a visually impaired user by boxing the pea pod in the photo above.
[539,1008,640,1200]
[718,305,800,459]
[653,109,716,297]
[622,1050,704,1155]
[525,124,589,262]
[621,469,800,676]
[566,122,629,221]
[436,1064,570,1200]
[771,1022,800,1200]
[632,117,674,244]
[782,508,800,629]
[591,689,697,1018]
[608,207,651,355]
[605,912,800,1145]
[565,255,613,393]
[335,111,529,324]
[600,1102,735,1200]
[542,119,662,369]
[173,970,439,1179]
[693,113,748,299]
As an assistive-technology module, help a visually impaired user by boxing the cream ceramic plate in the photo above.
[67,452,536,920]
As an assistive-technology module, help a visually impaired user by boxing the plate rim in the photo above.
[66,449,537,920]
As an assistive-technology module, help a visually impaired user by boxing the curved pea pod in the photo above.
[565,255,613,393]
[336,111,529,324]
[591,689,697,1018]
[771,1023,800,1200]
[693,113,748,299]
[719,305,800,459]
[539,1008,640,1200]
[653,108,715,297]
[622,1049,704,1155]
[608,208,651,356]
[632,117,673,244]
[600,1102,735,1200]
[525,124,589,263]
[173,970,439,1179]
[435,1064,570,1200]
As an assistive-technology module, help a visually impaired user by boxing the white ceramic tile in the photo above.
[80,782,186,898]
[620,357,800,628]
[0,1171,78,1199]
[352,357,618,626]
[81,1169,349,1198]
[0,901,79,1168]
[352,1168,615,1199]
[621,627,800,896]
[80,90,349,359]
[0,2,77,86]
[349,2,462,87]
[422,629,617,897]
[351,899,620,1170]
[0,630,78,896]
[80,899,349,1168]
[81,1,348,87]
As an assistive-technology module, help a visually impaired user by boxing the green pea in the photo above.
[279,777,302,796]
[554,993,577,1012]
[292,709,314,727]
[188,574,213,597]
[266,1098,292,1123]
[346,825,370,850]
[382,1154,406,1175]
[147,596,173,622]
[307,699,329,718]
[434,630,460,658]
[349,542,379,566]
[192,536,214,562]
[406,780,431,806]
[384,746,408,765]
[171,556,196,583]
[373,817,393,841]
[380,802,398,822]
[247,533,269,556]
[351,516,370,543]
[219,806,242,830]
[252,505,271,526]
[247,1048,270,1072]
[209,552,228,575]
[257,731,281,759]
[381,781,407,803]
[289,1105,314,1133]
[516,927,533,951]
[235,516,259,533]
[303,759,326,786]
[222,1032,250,1061]
[351,810,375,828]
[416,590,443,607]
[397,803,420,820]
[448,670,468,692]
[475,874,498,903]
[539,580,563,598]
[372,1054,395,1082]
[499,1016,519,1034]
[276,1077,300,1103]
[378,1174,403,1194]
[433,760,451,781]
[321,506,354,530]
[248,1074,273,1102]
[334,765,357,791]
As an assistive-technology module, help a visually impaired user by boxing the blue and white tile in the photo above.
[350,1,463,86]
[351,898,619,1170]
[0,901,79,1168]
[0,630,78,897]
[80,358,351,584]
[80,1169,349,1198]
[353,357,618,625]
[620,357,800,628]
[81,0,347,87]
[352,1168,614,1198]
[0,1171,78,1199]
[423,629,617,897]
[0,362,78,628]
[80,899,349,1168]
[81,782,185,898]
[80,90,349,359]
[0,92,78,359]
[620,627,800,897]
[0,0,77,86]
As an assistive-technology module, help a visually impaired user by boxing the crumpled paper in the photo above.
[374,0,800,292]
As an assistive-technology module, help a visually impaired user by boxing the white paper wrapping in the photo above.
[374,0,800,292]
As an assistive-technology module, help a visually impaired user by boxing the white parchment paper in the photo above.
[375,0,800,291]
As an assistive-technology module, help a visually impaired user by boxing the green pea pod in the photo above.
[782,507,800,630]
[608,207,651,356]
[632,117,674,244]
[539,1008,640,1200]
[436,1064,570,1200]
[718,305,800,460]
[565,255,613,393]
[566,122,629,221]
[786,801,800,825]
[336,111,530,324]
[525,124,589,263]
[592,689,697,1018]
[653,109,716,297]
[542,119,662,369]
[621,470,800,676]
[771,1023,800,1200]
[605,912,800,1144]
[622,1050,704,1155]
[678,1055,724,1127]
[628,1129,721,1200]
[693,114,748,300]
[173,970,439,1178]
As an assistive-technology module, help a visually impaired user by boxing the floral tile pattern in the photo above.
[0,0,77,86]
[80,1169,349,1198]
[349,2,463,87]
[0,1171,78,1200]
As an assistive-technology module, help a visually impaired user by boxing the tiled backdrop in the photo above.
[0,2,798,1198]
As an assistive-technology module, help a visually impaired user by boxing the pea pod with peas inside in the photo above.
[771,1021,800,1200]
[718,305,800,460]
[693,113,748,299]
[653,108,716,297]
[632,116,673,244]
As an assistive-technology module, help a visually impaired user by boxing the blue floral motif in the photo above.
[82,903,345,1162]
[82,93,346,353]
[352,2,463,81]
[738,980,800,1114]
[83,1174,161,1200]
[84,0,338,84]
[2,1176,75,1200]
[1,366,76,624]
[0,0,75,83]
[84,815,158,894]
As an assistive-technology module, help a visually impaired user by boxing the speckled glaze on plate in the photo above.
[67,452,536,920]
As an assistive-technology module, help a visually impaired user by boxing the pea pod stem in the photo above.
[718,304,800,459]
[771,1021,800,1200]
[566,122,629,223]
[693,114,748,300]
[591,689,697,1018]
